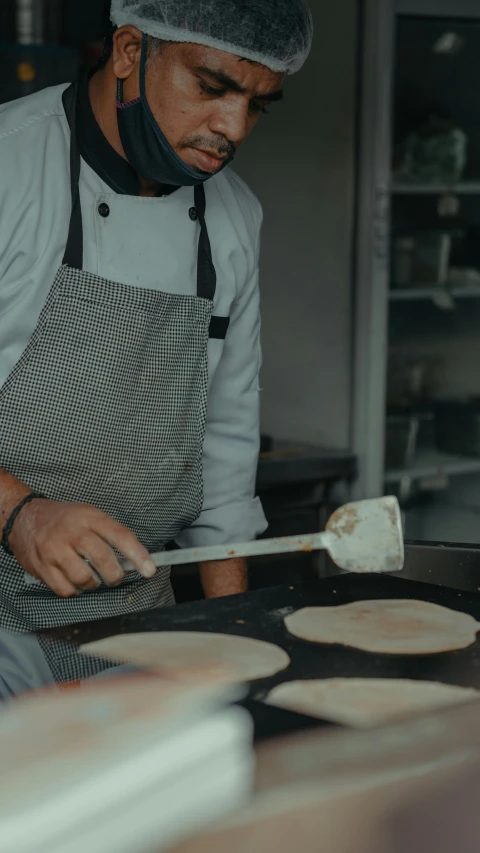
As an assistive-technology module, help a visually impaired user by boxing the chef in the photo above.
[0,0,313,681]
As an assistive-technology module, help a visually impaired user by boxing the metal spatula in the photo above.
[121,496,404,575]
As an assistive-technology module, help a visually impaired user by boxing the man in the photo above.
[0,0,313,679]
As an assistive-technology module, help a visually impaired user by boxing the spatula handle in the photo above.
[121,531,331,573]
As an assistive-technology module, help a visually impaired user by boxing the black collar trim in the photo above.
[76,74,179,198]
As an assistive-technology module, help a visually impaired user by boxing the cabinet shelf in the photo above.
[392,182,480,195]
[384,452,480,484]
[389,285,480,302]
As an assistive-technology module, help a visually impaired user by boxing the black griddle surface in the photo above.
[51,574,480,740]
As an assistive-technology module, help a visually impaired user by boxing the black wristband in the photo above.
[1,493,46,557]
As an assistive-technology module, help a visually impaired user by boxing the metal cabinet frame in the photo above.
[351,0,480,500]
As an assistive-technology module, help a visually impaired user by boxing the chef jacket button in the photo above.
[98,202,110,218]
[189,207,198,221]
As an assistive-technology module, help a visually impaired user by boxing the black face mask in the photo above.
[116,34,232,188]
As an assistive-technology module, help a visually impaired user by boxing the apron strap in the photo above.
[61,80,217,302]
[194,184,217,302]
[61,83,83,270]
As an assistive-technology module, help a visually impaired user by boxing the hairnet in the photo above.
[110,0,313,75]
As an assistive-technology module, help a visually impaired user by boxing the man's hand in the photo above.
[199,558,248,599]
[9,499,157,598]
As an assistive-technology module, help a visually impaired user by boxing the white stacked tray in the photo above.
[0,676,254,853]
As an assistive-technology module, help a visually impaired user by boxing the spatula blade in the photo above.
[325,496,404,574]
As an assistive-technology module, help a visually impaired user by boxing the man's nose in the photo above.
[208,102,249,148]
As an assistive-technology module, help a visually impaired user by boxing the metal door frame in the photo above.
[351,0,395,499]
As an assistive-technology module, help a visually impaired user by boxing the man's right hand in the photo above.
[9,498,157,598]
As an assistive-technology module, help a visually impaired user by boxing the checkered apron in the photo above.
[0,84,218,682]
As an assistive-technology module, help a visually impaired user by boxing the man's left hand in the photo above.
[199,558,247,599]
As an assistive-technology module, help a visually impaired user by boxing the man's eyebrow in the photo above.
[194,66,284,102]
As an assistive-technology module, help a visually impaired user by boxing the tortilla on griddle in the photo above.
[266,678,480,728]
[81,632,290,684]
[284,599,480,655]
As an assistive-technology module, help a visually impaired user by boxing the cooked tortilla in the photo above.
[266,678,480,728]
[284,599,480,655]
[81,632,290,684]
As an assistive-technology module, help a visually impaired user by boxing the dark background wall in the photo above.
[0,0,109,46]
[235,0,357,447]
[60,1,110,46]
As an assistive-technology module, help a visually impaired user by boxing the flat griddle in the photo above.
[50,569,480,740]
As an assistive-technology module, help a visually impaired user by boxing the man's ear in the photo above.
[112,25,144,81]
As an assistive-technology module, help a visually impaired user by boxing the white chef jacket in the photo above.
[0,84,267,547]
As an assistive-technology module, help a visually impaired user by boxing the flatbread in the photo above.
[80,632,290,684]
[284,599,480,655]
[266,678,480,728]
